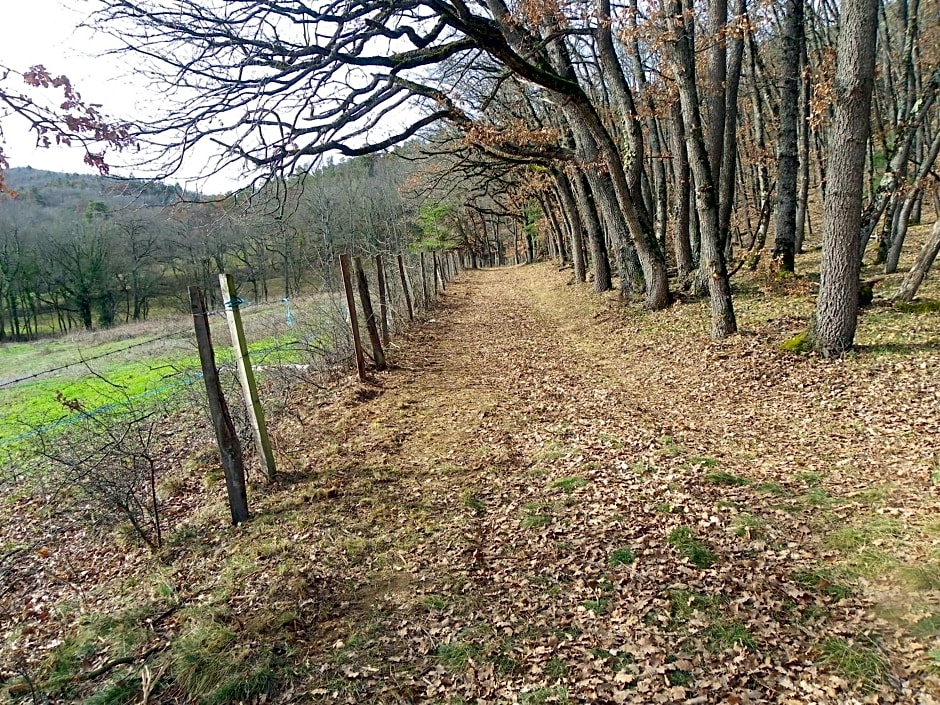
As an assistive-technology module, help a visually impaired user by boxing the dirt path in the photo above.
[273,264,940,703]
[4,263,938,704]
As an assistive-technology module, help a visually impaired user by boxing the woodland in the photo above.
[0,0,940,702]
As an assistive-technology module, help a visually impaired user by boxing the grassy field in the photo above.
[0,295,343,448]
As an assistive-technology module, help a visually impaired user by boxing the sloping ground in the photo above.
[2,262,940,704]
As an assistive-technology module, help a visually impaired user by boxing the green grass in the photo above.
[583,598,609,615]
[899,562,940,591]
[522,504,553,529]
[656,435,682,457]
[519,686,568,704]
[545,656,568,678]
[912,613,940,637]
[590,648,633,672]
[436,642,480,672]
[170,619,277,704]
[667,527,718,569]
[551,476,587,493]
[703,620,756,652]
[0,325,308,448]
[753,481,788,495]
[732,513,765,538]
[819,636,891,692]
[39,611,150,696]
[794,569,853,601]
[462,492,485,513]
[609,547,635,566]
[665,589,721,626]
[704,470,749,487]
[667,669,694,686]
[689,456,720,468]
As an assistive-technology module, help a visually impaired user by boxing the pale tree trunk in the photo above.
[571,170,612,292]
[669,99,694,281]
[534,9,670,308]
[885,127,940,273]
[893,218,940,302]
[812,0,879,355]
[859,64,939,260]
[667,0,737,338]
[553,173,587,283]
[717,0,747,253]
[773,0,805,273]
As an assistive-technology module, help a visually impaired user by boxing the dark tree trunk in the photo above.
[704,0,728,189]
[795,35,812,254]
[773,0,805,273]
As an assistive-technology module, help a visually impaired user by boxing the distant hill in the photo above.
[3,167,197,213]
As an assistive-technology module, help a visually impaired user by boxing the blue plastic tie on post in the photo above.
[283,298,295,328]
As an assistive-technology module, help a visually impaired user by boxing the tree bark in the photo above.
[667,0,737,338]
[669,99,694,281]
[773,0,805,273]
[812,0,879,354]
[552,175,587,283]
[885,126,940,273]
[893,218,940,302]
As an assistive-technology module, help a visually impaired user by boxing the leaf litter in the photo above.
[1,262,939,703]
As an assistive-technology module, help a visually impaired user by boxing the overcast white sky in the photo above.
[0,0,242,193]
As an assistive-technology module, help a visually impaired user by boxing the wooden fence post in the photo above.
[339,253,366,381]
[433,251,444,292]
[189,286,250,525]
[219,274,277,483]
[374,254,389,346]
[397,254,414,321]
[353,256,387,371]
[419,252,430,307]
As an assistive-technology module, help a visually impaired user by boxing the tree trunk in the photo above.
[812,0,879,354]
[772,0,805,273]
[704,0,728,190]
[553,175,587,282]
[884,126,940,273]
[893,218,940,302]
[570,171,612,292]
[668,0,737,338]
[669,99,694,281]
[717,0,747,253]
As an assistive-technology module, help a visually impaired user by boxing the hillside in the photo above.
[3,167,189,210]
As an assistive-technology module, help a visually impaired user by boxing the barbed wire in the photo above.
[0,328,195,390]
[0,372,205,448]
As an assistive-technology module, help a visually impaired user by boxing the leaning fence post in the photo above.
[353,256,387,371]
[189,286,250,525]
[219,274,276,483]
[374,254,389,346]
[433,251,444,293]
[397,254,414,321]
[339,254,366,381]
